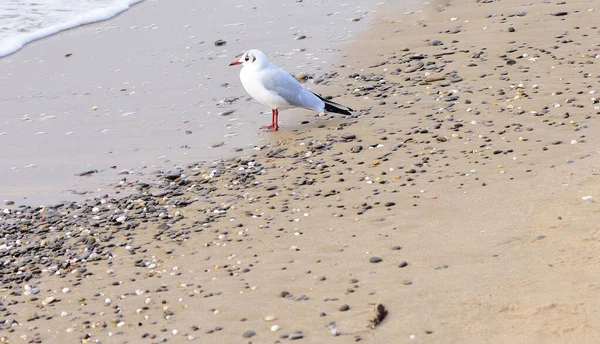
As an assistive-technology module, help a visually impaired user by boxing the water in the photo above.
[0,0,387,205]
[0,0,144,58]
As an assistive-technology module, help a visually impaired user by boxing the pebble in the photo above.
[214,39,226,46]
[351,145,363,153]
[242,330,256,338]
[41,296,58,306]
[370,257,383,263]
[340,304,350,311]
[341,133,356,141]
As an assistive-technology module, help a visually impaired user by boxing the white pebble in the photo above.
[271,325,280,332]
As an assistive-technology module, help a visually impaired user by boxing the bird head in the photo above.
[229,49,268,68]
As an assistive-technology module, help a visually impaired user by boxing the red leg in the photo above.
[261,109,279,131]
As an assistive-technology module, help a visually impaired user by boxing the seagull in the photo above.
[229,49,353,131]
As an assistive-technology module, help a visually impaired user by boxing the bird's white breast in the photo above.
[240,67,293,109]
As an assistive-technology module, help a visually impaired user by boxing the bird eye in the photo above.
[244,55,250,62]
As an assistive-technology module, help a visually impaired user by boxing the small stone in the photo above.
[369,257,383,263]
[242,330,256,338]
[429,39,443,46]
[398,261,409,268]
[295,72,308,82]
[214,39,226,46]
[271,325,280,332]
[280,291,290,298]
[341,133,356,141]
[264,316,276,322]
[41,296,58,306]
[340,304,350,311]
[384,202,396,207]
[508,27,515,32]
[351,145,363,153]
[165,171,181,180]
[290,333,304,340]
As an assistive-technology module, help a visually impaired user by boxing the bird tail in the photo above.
[310,91,353,116]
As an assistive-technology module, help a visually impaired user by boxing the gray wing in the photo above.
[260,67,324,111]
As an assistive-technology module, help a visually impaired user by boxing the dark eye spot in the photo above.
[244,55,250,62]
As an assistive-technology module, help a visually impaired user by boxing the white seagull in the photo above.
[229,49,353,131]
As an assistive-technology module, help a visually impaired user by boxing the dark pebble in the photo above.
[369,257,383,263]
[242,330,256,338]
[339,304,350,311]
[341,133,356,141]
[214,39,227,46]
[351,145,363,153]
[398,261,408,268]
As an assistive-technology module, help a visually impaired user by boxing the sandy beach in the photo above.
[2,0,600,343]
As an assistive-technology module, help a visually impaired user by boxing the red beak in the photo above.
[229,60,242,66]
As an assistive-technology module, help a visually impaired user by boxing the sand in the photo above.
[1,0,600,343]
[0,0,376,205]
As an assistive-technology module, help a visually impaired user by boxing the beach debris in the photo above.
[368,304,388,329]
[214,39,226,46]
[77,170,97,177]
[219,109,235,116]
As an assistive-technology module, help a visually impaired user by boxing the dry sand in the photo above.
[2,0,600,343]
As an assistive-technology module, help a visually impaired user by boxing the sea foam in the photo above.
[0,0,144,58]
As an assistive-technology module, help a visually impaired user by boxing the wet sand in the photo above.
[2,0,600,343]
[0,0,379,205]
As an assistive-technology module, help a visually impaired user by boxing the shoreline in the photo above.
[2,0,600,343]
[0,0,146,59]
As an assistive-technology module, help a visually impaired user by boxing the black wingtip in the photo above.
[310,91,353,115]
[324,101,352,116]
